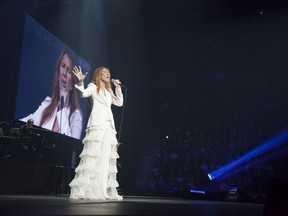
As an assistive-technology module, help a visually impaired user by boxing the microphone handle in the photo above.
[60,96,64,108]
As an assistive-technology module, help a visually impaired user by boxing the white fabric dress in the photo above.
[20,96,83,139]
[69,82,123,200]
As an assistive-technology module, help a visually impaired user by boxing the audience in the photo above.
[138,83,288,202]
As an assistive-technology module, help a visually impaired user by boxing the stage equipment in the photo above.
[0,119,82,167]
[0,119,82,195]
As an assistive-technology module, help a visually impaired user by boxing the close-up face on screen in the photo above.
[15,15,90,140]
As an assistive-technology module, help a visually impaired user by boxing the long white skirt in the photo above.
[69,121,123,200]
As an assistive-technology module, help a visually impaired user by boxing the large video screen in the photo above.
[15,14,90,140]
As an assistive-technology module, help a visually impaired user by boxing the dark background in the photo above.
[1,0,288,198]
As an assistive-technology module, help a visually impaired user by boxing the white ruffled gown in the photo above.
[69,83,123,200]
[69,122,123,200]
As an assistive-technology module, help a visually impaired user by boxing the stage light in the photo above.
[208,128,288,181]
[190,189,205,194]
[208,173,214,181]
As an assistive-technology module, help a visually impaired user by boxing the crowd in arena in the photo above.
[137,79,288,202]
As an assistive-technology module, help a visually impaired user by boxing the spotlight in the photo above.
[207,129,288,181]
[208,173,214,181]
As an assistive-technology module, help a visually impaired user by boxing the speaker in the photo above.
[263,176,288,216]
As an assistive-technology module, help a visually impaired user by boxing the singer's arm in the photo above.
[55,106,82,139]
[74,82,95,98]
[112,86,123,107]
[20,96,51,126]
[69,109,83,139]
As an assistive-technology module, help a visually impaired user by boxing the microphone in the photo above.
[111,79,127,89]
[60,96,64,109]
[111,79,120,85]
[60,96,64,135]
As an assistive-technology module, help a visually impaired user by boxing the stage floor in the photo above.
[0,194,264,216]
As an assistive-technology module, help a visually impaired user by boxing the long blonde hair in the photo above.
[88,66,117,107]
[40,49,82,126]
[91,66,112,92]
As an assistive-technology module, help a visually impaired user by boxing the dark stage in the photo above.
[2,1,288,216]
[0,194,264,216]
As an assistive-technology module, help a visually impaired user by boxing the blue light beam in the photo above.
[208,129,288,181]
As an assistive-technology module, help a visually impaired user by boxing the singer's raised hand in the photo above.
[72,65,88,83]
